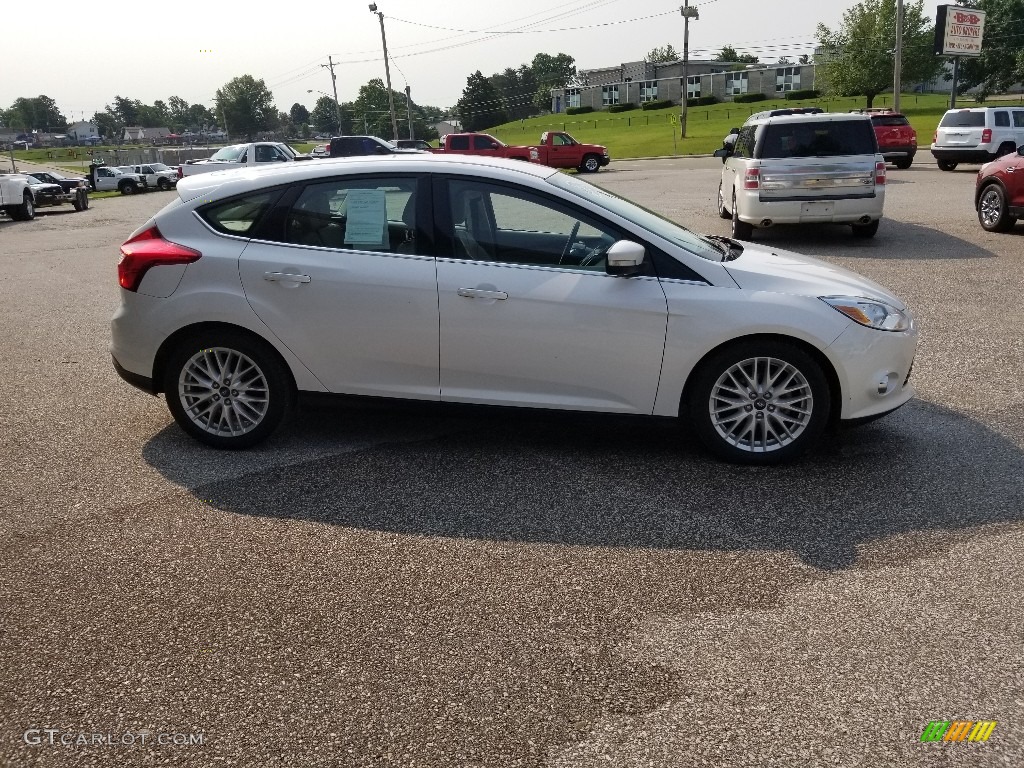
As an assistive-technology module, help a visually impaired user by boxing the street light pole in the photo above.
[893,0,904,113]
[680,1,700,139]
[369,4,400,141]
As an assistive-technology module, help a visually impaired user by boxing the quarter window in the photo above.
[200,191,279,236]
[994,111,1010,127]
[1014,111,1024,127]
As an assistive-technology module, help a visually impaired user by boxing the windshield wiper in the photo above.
[704,235,744,261]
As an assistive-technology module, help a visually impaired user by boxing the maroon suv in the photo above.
[975,147,1024,232]
[865,110,918,169]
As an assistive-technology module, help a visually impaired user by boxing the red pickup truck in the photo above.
[436,131,610,172]
[528,131,610,173]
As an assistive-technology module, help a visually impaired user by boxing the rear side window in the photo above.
[1015,112,1024,128]
[199,191,279,235]
[449,136,470,151]
[759,120,876,159]
[872,115,910,127]
[939,111,986,127]
[994,111,1010,127]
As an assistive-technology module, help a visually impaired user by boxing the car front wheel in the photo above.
[579,154,602,173]
[163,332,292,449]
[978,184,1017,232]
[11,193,35,221]
[688,340,830,464]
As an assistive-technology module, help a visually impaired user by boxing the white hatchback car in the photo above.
[715,113,886,240]
[111,155,917,464]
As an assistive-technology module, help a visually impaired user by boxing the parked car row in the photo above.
[1,172,89,220]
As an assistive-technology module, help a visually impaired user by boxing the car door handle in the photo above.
[457,287,508,300]
[264,272,311,283]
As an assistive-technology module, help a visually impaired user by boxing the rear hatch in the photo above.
[935,110,985,147]
[755,119,879,201]
[871,114,916,149]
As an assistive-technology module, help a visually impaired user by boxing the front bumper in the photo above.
[600,154,611,167]
[825,320,918,421]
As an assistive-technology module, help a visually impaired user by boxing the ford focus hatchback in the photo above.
[112,155,917,464]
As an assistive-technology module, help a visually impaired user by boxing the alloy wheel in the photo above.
[177,347,270,438]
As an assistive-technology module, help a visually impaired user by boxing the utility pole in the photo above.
[405,85,414,140]
[321,55,345,136]
[893,0,904,113]
[369,4,400,141]
[680,1,700,139]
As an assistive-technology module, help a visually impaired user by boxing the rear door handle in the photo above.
[457,288,508,300]
[264,272,311,283]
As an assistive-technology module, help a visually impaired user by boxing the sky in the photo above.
[1,0,951,122]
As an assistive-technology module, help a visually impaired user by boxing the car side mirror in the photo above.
[605,240,645,276]
[729,127,740,135]
[713,148,731,162]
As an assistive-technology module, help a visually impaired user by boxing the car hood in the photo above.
[722,242,907,310]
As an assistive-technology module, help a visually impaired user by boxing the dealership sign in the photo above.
[934,5,986,56]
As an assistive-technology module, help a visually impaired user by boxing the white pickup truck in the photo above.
[118,163,178,191]
[0,174,36,220]
[177,142,311,178]
[87,164,148,195]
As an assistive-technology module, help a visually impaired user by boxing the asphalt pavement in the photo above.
[0,156,1021,767]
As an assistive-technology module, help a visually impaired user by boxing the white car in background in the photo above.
[111,155,917,464]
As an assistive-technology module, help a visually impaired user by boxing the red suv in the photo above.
[975,147,1024,231]
[856,110,917,169]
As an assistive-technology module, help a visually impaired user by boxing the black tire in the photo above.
[977,183,1017,232]
[894,157,913,170]
[162,331,293,449]
[119,181,137,195]
[157,177,171,191]
[72,188,89,211]
[731,191,753,240]
[937,159,958,172]
[717,182,731,219]
[688,339,831,464]
[579,154,601,173]
[11,193,35,221]
[851,219,880,238]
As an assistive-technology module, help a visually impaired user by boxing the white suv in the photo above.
[714,113,886,239]
[931,106,1024,171]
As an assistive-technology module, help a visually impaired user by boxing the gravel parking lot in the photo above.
[1,158,1022,767]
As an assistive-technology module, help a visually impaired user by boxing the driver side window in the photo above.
[447,179,619,272]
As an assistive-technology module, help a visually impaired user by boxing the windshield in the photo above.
[209,145,247,162]
[939,111,986,128]
[279,144,298,158]
[149,163,169,171]
[547,173,725,262]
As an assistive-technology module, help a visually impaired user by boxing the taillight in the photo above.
[743,168,760,190]
[933,131,937,144]
[118,226,200,292]
[176,166,183,179]
[875,161,887,186]
[981,128,992,143]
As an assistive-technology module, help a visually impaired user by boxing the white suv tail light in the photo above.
[981,128,992,144]
[743,168,760,190]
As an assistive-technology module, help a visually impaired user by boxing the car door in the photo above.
[546,134,578,168]
[435,176,668,414]
[237,174,441,399]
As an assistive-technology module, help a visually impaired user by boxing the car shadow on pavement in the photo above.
[736,219,997,259]
[142,397,1024,572]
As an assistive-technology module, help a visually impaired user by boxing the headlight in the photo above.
[820,296,911,332]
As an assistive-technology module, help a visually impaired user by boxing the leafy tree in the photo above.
[646,44,680,63]
[799,54,812,64]
[311,95,339,134]
[91,110,119,142]
[950,0,1024,98]
[4,96,66,131]
[111,96,143,126]
[215,75,277,140]
[776,56,792,65]
[167,96,191,130]
[714,46,758,65]
[188,103,216,132]
[816,0,941,107]
[488,66,537,121]
[457,71,507,131]
[530,52,577,112]
[289,102,310,127]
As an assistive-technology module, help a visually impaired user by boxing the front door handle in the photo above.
[264,271,311,283]
[457,287,508,300]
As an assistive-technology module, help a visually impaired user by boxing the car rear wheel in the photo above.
[894,157,913,170]
[717,182,731,219]
[688,340,830,464]
[163,332,292,449]
[157,177,171,191]
[937,160,958,171]
[851,219,880,238]
[731,191,753,240]
[978,184,1016,232]
[119,181,137,195]
[72,188,89,211]
[11,193,35,221]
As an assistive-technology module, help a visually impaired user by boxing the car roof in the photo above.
[175,154,560,204]
[748,112,873,126]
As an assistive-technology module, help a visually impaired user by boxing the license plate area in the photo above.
[801,201,834,217]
